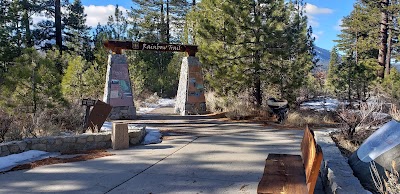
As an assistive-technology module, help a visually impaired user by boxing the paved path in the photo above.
[0,108,325,194]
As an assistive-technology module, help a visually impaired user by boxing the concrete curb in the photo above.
[314,131,371,194]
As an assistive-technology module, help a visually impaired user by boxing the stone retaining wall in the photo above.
[0,128,146,157]
[315,131,371,194]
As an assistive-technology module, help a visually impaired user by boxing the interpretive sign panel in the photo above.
[109,63,134,107]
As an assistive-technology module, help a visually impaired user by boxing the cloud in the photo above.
[31,5,128,28]
[304,3,333,27]
[84,5,128,27]
[312,31,324,40]
[305,4,333,15]
[32,13,48,25]
[334,19,343,31]
[307,15,319,27]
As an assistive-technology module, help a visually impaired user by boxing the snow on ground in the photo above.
[100,122,145,132]
[0,150,60,172]
[141,127,162,145]
[137,98,175,115]
[300,97,339,112]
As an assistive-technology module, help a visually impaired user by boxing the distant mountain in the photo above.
[314,46,331,71]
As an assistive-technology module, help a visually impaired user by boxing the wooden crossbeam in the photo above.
[103,40,198,56]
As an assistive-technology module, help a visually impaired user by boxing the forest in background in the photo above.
[0,0,400,142]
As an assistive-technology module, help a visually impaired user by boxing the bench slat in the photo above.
[258,154,308,194]
[301,126,323,194]
[257,126,323,194]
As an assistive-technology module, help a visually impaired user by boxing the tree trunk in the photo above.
[160,1,165,42]
[32,63,37,114]
[348,59,352,106]
[55,0,62,54]
[385,14,392,76]
[166,0,170,43]
[23,9,32,47]
[254,75,262,107]
[378,0,389,78]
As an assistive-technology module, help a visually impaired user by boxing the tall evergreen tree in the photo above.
[63,0,92,61]
[0,48,63,113]
[107,5,129,40]
[55,0,62,53]
[335,1,381,101]
[326,46,341,94]
[190,0,314,106]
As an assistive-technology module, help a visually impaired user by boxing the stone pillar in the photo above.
[111,122,129,150]
[103,54,136,119]
[175,56,206,115]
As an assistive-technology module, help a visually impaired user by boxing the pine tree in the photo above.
[326,46,341,94]
[128,0,191,97]
[0,48,63,113]
[190,0,314,106]
[334,1,380,102]
[63,0,92,61]
[107,4,129,40]
[61,55,86,101]
[271,0,315,103]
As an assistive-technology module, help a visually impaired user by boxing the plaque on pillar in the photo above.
[103,54,136,119]
[175,56,207,115]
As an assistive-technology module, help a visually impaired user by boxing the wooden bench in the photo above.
[257,126,323,194]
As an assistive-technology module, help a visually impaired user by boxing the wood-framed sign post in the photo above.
[81,99,96,128]
[103,41,206,117]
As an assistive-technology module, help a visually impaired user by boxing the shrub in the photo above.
[0,110,12,143]
[0,105,84,142]
[337,100,389,139]
[205,91,255,119]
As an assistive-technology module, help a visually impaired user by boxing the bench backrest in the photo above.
[301,126,323,194]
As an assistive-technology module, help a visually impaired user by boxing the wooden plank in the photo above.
[258,154,308,194]
[258,126,323,194]
[301,126,323,194]
[103,41,198,56]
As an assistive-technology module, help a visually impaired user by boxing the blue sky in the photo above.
[79,0,356,51]
[304,0,355,50]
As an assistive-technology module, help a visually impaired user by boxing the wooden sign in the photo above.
[85,100,112,132]
[82,99,96,106]
[103,41,198,56]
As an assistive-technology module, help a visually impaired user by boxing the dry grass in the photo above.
[285,110,337,127]
[0,110,12,143]
[1,104,84,142]
[371,161,400,194]
[205,91,256,120]
[330,129,375,157]
[390,104,400,121]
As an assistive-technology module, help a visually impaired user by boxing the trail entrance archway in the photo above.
[103,40,206,119]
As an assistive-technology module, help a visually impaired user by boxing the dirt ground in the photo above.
[7,150,113,172]
[330,129,376,157]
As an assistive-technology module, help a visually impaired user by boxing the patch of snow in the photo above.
[158,98,175,107]
[137,98,175,115]
[300,97,339,112]
[101,122,112,132]
[100,122,145,132]
[141,127,162,145]
[137,107,157,115]
[0,150,60,172]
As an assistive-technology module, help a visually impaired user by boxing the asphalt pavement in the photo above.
[0,108,325,194]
